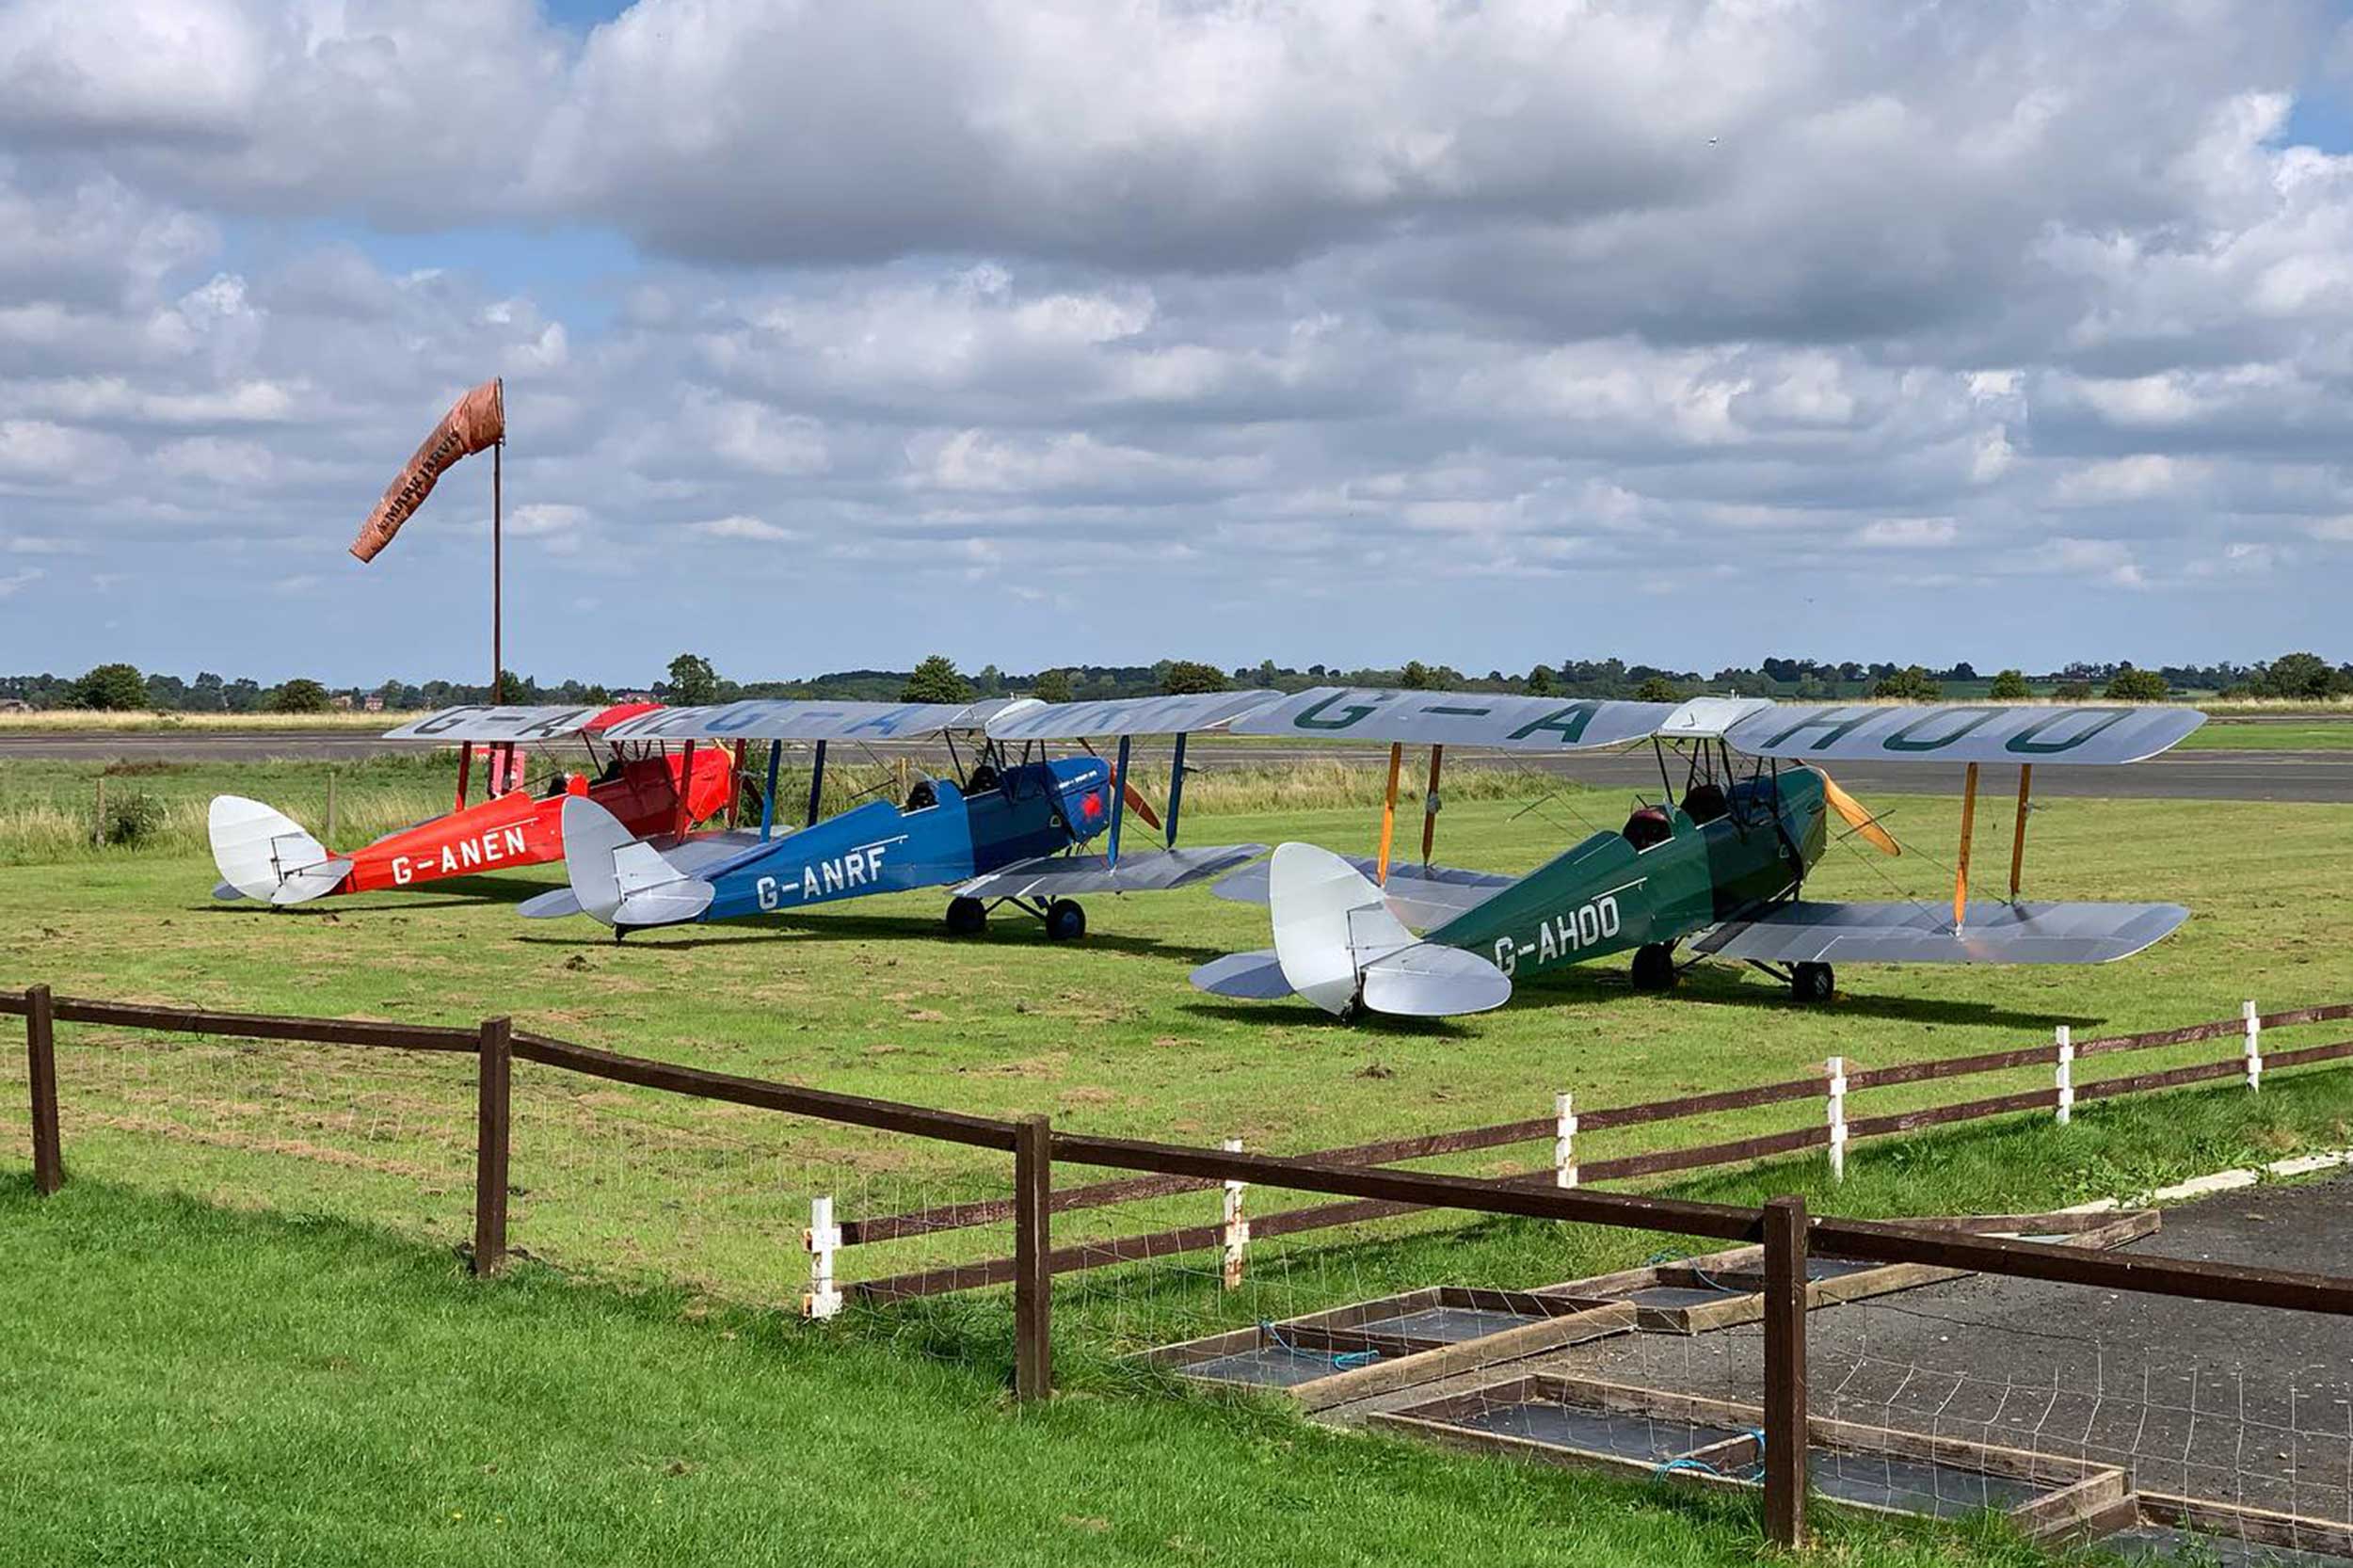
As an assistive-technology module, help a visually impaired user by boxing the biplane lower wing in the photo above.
[1692,900,2190,966]
[516,828,774,920]
[953,843,1267,901]
[1212,856,1516,930]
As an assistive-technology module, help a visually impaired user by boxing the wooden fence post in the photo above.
[2055,1025,2073,1127]
[472,1016,511,1275]
[1221,1137,1249,1289]
[91,776,105,846]
[1762,1194,1809,1550]
[325,772,339,846]
[1825,1057,1847,1183]
[1554,1092,1577,1188]
[1014,1113,1052,1401]
[804,1194,844,1320]
[2244,1000,2263,1092]
[26,984,62,1195]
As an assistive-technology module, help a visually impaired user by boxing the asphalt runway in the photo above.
[5,729,2351,803]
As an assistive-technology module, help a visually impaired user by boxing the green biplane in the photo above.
[1192,692,2204,1018]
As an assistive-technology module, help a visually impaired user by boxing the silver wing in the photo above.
[983,690,1284,741]
[382,704,608,743]
[952,843,1267,901]
[600,697,1028,744]
[1722,703,2205,765]
[1692,900,2190,965]
[1212,856,1515,931]
[517,827,774,919]
[1225,688,1676,750]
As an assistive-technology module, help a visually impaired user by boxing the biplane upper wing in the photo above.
[982,690,1283,741]
[1210,856,1515,930]
[1721,703,2205,764]
[381,704,620,742]
[1224,688,1677,749]
[1693,900,2189,965]
[600,697,1030,744]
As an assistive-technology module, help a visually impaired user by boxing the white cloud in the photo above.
[0,567,43,598]
[688,515,794,543]
[1855,517,1958,550]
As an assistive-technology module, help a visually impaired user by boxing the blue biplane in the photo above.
[531,692,1278,939]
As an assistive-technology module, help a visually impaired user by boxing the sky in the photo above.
[6,1,2353,688]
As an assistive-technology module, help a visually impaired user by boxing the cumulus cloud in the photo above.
[3,1,2351,678]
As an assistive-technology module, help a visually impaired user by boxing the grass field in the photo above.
[3,752,2350,1563]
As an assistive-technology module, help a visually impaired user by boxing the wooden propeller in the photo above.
[1120,777,1162,832]
[1817,769,1899,856]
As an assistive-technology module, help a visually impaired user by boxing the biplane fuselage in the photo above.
[1428,768,1828,982]
[693,758,1113,920]
[334,749,736,897]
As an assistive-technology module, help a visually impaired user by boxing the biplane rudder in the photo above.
[207,794,348,904]
[1267,842,1513,1016]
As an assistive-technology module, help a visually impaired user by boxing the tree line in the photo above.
[8,649,2347,714]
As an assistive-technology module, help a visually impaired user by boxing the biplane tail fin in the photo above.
[1263,842,1512,1017]
[559,797,716,928]
[208,795,351,905]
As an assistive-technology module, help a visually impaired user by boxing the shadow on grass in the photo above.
[187,873,560,916]
[511,909,1227,964]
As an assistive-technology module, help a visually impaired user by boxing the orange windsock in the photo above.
[349,378,504,563]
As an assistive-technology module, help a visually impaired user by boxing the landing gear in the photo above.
[1630,942,1679,992]
[944,896,987,936]
[1044,899,1087,942]
[1790,962,1835,1003]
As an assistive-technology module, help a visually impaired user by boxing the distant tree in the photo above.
[1946,661,1979,682]
[143,672,187,710]
[1633,675,1685,702]
[1032,668,1074,704]
[1398,660,1436,690]
[1871,665,1943,701]
[1159,660,1229,695]
[2255,651,2344,700]
[189,671,227,712]
[72,663,148,711]
[2105,666,2169,702]
[268,678,331,713]
[665,652,720,706]
[973,664,1004,697]
[901,653,971,704]
[492,668,534,703]
[2052,679,2093,700]
[1988,668,2032,699]
[1525,664,1555,696]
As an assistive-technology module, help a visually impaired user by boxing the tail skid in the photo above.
[560,797,715,927]
[1262,842,1512,1017]
[207,796,351,906]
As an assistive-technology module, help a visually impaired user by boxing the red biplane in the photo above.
[208,703,737,906]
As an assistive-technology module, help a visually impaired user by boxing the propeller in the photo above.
[1813,768,1900,856]
[1120,777,1163,832]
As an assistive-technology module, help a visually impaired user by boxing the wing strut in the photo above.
[1953,761,1979,932]
[759,741,781,840]
[1420,744,1444,866]
[728,740,747,828]
[1375,742,1403,885]
[677,740,698,837]
[806,740,827,826]
[2009,763,2032,901]
[1107,735,1131,869]
[455,742,472,811]
[1165,732,1188,847]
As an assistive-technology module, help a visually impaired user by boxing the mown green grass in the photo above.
[0,1176,2108,1568]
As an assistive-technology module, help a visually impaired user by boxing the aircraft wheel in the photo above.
[1790,962,1835,1003]
[1630,943,1678,992]
[945,896,987,936]
[1045,899,1087,942]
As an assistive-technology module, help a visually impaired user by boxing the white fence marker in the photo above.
[1826,1057,1848,1182]
[803,1193,844,1320]
[2055,1025,2074,1127]
[2244,1000,2263,1092]
[1555,1092,1578,1189]
[1221,1136,1249,1289]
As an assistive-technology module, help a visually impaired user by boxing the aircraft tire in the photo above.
[1045,899,1087,942]
[1790,962,1835,1003]
[1630,943,1678,992]
[945,896,987,936]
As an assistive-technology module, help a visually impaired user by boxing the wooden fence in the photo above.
[818,1000,2353,1307]
[8,982,2353,1549]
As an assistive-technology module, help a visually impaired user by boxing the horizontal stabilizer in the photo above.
[1214,856,1514,930]
[953,843,1266,901]
[1190,949,1295,1000]
[1360,943,1514,1016]
[1694,900,2190,966]
[558,796,714,928]
[518,887,583,920]
[271,858,355,906]
[208,795,340,904]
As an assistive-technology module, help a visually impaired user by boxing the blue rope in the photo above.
[1260,1320,1380,1370]
[1655,1429,1769,1484]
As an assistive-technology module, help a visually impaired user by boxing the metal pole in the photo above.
[1013,1113,1053,1401]
[1763,1194,1809,1548]
[491,435,503,705]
